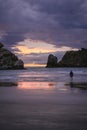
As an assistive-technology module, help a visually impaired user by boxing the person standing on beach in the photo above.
[69,71,74,88]
[69,70,73,79]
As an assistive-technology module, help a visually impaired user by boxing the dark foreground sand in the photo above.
[0,82,87,130]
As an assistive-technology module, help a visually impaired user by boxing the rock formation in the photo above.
[46,48,87,67]
[0,43,24,69]
[14,59,24,69]
[0,42,4,48]
[46,54,58,67]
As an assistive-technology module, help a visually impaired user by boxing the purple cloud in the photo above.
[0,0,87,49]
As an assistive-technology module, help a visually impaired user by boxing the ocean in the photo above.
[0,67,87,130]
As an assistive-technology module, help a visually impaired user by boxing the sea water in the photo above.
[0,67,87,92]
[0,67,87,82]
[0,67,87,130]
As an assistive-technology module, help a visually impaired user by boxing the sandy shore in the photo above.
[0,82,87,130]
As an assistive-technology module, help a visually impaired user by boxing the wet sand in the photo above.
[0,82,87,130]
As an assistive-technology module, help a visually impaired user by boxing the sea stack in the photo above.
[46,48,87,67]
[0,42,24,69]
[46,54,58,67]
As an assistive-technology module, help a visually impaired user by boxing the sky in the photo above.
[0,0,87,66]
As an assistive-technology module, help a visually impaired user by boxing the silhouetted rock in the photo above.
[14,59,24,69]
[46,54,58,67]
[58,48,87,67]
[0,42,4,48]
[46,48,87,67]
[0,43,24,69]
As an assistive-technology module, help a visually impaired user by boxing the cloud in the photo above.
[0,0,87,49]
[18,51,65,66]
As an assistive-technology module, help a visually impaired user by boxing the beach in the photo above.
[0,67,87,130]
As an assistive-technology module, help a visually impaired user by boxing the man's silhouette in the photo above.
[70,71,73,78]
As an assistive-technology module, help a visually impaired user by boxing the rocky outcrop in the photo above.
[0,43,24,69]
[46,48,87,67]
[46,54,58,67]
[0,42,3,48]
[58,48,87,67]
[14,59,24,69]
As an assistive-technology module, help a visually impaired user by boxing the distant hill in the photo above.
[46,48,87,67]
[0,42,24,69]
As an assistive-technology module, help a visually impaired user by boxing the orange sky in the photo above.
[12,39,77,67]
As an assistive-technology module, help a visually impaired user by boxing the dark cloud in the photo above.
[0,0,87,49]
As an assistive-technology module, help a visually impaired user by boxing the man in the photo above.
[70,70,73,78]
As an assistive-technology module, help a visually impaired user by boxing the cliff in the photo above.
[0,43,24,69]
[46,48,87,67]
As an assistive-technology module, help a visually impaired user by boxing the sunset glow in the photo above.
[18,82,56,90]
[11,39,78,66]
[13,39,59,55]
[0,0,87,129]
[24,63,45,67]
[0,0,87,67]
[12,39,78,55]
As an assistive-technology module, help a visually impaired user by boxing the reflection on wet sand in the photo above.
[0,82,18,87]
[65,82,87,90]
[0,81,87,92]
[17,82,69,92]
[18,82,56,90]
[0,81,67,91]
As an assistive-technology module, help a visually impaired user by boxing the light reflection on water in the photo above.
[0,81,68,92]
[17,82,68,92]
[18,82,56,90]
[0,68,87,93]
[0,81,87,93]
[0,67,87,83]
[0,68,87,130]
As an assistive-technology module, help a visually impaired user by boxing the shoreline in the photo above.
[0,82,87,130]
[0,81,87,91]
